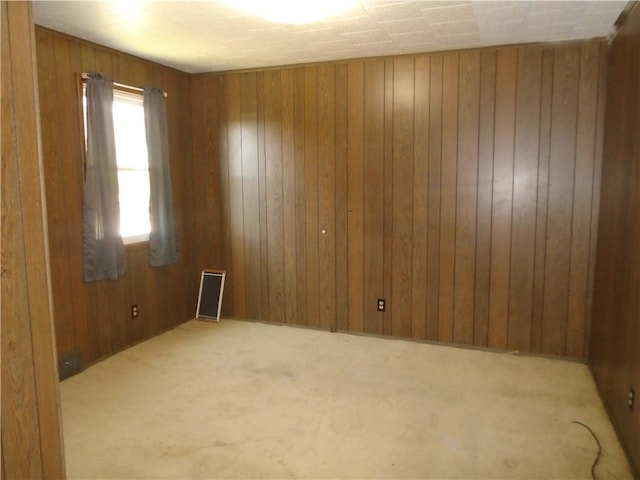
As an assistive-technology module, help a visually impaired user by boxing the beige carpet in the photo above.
[60,319,633,479]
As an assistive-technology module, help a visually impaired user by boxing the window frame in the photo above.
[80,76,151,246]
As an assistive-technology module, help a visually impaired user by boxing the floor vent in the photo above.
[59,351,82,380]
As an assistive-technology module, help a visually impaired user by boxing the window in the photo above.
[83,86,151,244]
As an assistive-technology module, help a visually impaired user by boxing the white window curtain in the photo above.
[144,87,178,266]
[82,73,127,282]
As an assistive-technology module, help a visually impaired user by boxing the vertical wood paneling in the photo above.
[508,46,542,352]
[96,283,112,357]
[192,73,222,277]
[3,8,46,477]
[144,256,161,336]
[488,48,517,350]
[318,65,337,331]
[293,69,307,326]
[543,46,580,356]
[191,75,206,260]
[109,277,127,352]
[474,49,496,347]
[382,59,394,336]
[36,33,76,357]
[226,75,247,319]
[531,49,554,353]
[391,56,415,338]
[35,27,197,368]
[438,53,459,344]
[256,72,270,320]
[335,64,349,332]
[193,40,606,360]
[265,69,285,323]
[131,249,149,343]
[566,42,600,358]
[167,70,196,323]
[304,66,320,328]
[281,69,298,325]
[218,75,234,316]
[363,60,385,335]
[453,51,480,346]
[412,56,430,340]
[426,55,443,341]
[2,3,65,477]
[591,3,640,474]
[347,61,365,333]
[66,40,91,360]
[585,49,608,358]
[240,73,262,320]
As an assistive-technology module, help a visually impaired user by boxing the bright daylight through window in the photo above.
[83,87,151,244]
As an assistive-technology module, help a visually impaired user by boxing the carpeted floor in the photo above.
[60,319,633,479]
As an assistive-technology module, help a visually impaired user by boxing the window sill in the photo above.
[123,235,149,251]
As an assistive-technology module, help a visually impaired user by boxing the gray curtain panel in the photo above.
[82,73,127,282]
[144,87,178,266]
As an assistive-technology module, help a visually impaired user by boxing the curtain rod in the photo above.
[81,72,167,98]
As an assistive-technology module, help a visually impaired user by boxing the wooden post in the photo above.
[1,1,66,478]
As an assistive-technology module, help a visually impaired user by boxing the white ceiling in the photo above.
[32,1,627,74]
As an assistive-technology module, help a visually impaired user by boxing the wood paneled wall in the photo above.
[192,40,606,359]
[1,2,65,477]
[34,27,197,368]
[590,2,640,475]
